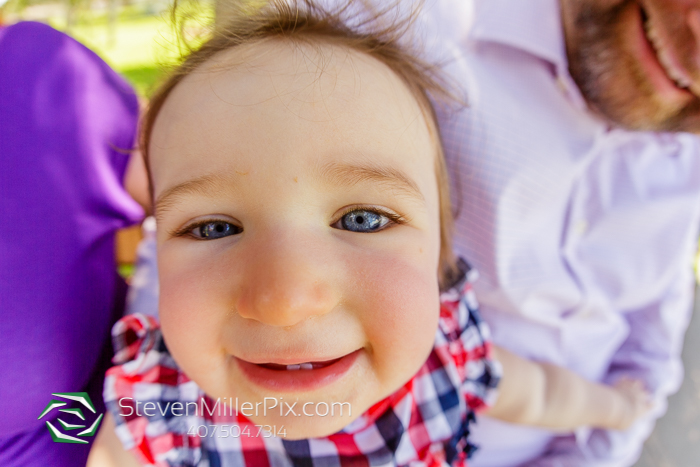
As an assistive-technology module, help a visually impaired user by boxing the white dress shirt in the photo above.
[429,0,700,465]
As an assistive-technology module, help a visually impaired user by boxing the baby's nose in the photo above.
[235,231,339,327]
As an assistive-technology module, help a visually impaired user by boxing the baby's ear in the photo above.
[124,149,153,213]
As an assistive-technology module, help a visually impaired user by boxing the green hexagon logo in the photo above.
[37,392,103,444]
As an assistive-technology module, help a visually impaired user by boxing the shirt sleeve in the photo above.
[523,266,697,467]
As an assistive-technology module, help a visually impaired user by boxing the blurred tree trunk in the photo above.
[108,0,117,46]
[65,0,77,31]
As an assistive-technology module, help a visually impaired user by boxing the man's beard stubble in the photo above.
[565,0,700,133]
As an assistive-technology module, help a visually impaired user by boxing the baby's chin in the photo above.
[236,372,413,439]
[210,379,390,439]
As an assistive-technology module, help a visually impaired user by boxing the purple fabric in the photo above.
[0,21,143,464]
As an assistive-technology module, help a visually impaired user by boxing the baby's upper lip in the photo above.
[237,351,357,366]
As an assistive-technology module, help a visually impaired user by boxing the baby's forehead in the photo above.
[149,38,438,182]
[179,39,422,115]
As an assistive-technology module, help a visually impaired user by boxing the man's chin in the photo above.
[591,92,700,133]
[570,43,700,132]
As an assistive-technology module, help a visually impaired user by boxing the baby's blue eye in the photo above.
[340,210,390,232]
[192,221,242,239]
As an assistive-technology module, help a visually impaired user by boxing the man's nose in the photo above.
[234,229,340,327]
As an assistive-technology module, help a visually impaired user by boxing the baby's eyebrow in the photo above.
[318,162,425,202]
[154,163,424,217]
[155,174,230,217]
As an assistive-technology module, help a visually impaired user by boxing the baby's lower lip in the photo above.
[235,350,361,392]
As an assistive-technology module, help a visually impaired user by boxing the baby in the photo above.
[98,1,651,466]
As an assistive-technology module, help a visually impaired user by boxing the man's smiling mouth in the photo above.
[640,5,694,92]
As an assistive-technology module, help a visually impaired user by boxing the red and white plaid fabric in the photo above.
[104,263,501,466]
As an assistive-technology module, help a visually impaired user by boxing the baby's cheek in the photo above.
[158,251,231,381]
[350,255,440,389]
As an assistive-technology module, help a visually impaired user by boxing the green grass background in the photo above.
[45,4,211,97]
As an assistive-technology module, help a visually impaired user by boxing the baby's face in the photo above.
[150,39,442,439]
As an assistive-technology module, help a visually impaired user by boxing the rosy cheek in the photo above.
[348,254,440,386]
[157,249,230,374]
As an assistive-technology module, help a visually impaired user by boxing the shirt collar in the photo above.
[468,0,566,69]
[467,0,587,109]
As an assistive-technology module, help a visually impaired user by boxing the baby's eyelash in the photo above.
[169,219,235,239]
[335,206,409,225]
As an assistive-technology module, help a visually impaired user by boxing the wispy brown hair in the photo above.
[142,0,462,288]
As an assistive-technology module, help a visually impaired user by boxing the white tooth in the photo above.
[670,68,684,85]
[659,49,674,72]
[647,24,658,41]
[286,364,301,370]
[677,72,693,88]
[659,49,692,88]
[300,363,313,370]
[645,20,663,51]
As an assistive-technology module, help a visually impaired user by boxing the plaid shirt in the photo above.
[105,264,501,467]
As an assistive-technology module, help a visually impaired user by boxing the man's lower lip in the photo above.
[235,350,361,392]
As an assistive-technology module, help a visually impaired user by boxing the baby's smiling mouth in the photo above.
[258,358,343,371]
[235,350,362,392]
